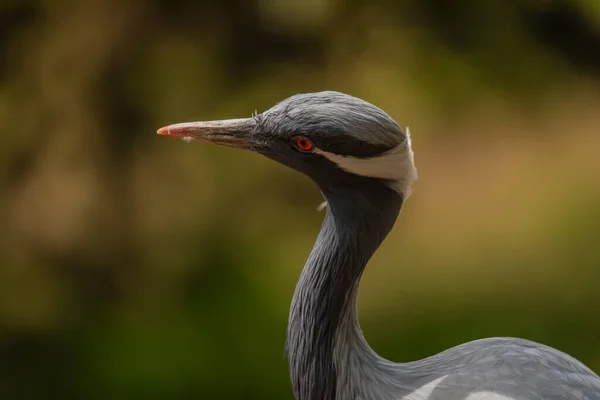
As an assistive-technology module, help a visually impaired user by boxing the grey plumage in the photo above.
[263,91,404,149]
[157,91,600,400]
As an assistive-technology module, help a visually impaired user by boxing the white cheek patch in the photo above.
[313,128,417,198]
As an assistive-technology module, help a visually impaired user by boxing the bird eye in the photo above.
[294,137,314,152]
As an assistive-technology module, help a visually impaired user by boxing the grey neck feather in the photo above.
[286,182,403,400]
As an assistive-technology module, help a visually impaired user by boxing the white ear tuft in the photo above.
[313,127,417,199]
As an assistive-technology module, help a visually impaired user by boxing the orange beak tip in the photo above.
[157,126,170,136]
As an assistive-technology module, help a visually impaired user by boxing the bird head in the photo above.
[157,91,417,202]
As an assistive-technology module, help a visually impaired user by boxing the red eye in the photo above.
[295,137,313,152]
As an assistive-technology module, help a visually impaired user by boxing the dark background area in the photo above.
[0,0,599,398]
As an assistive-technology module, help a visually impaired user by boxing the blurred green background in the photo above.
[1,0,600,398]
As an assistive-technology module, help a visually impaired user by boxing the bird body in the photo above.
[157,91,600,400]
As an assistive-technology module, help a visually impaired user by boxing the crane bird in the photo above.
[157,91,600,400]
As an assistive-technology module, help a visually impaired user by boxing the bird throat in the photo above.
[286,184,402,400]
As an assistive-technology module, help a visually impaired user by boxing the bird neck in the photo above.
[286,184,402,400]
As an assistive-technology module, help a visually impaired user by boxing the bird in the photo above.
[157,91,600,400]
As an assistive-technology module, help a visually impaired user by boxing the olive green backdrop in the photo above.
[0,0,599,399]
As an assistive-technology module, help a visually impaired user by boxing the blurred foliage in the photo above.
[1,0,600,399]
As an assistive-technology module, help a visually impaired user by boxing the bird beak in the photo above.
[157,118,257,150]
